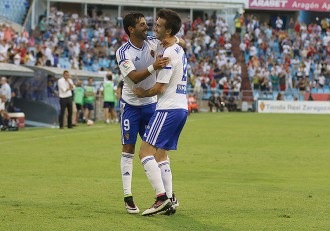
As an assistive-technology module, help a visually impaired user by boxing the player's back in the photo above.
[156,44,188,110]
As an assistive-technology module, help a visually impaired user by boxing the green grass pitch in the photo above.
[1,113,329,231]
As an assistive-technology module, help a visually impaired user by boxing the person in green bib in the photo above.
[101,73,117,124]
[74,80,85,123]
[83,77,96,121]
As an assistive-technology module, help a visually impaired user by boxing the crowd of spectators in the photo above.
[0,7,242,101]
[1,7,330,105]
[240,14,330,99]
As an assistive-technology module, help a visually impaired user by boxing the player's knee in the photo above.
[122,144,135,154]
[138,141,155,160]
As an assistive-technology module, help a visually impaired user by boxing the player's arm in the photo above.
[133,82,166,98]
[126,55,169,84]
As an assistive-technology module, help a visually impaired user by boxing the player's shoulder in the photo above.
[116,42,132,55]
[162,44,183,56]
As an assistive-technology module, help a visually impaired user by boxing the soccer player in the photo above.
[100,73,117,124]
[116,12,183,214]
[83,77,96,121]
[133,9,188,216]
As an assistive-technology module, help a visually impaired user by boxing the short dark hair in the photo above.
[106,73,113,81]
[63,70,69,75]
[123,12,145,36]
[157,9,182,36]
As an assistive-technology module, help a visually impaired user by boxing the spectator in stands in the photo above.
[275,16,283,30]
[297,77,306,93]
[270,69,279,92]
[0,77,11,110]
[232,75,241,97]
[0,94,10,130]
[39,16,47,36]
[276,92,284,100]
[208,92,219,112]
[187,94,199,114]
[278,70,286,92]
[226,95,237,112]
[0,39,9,62]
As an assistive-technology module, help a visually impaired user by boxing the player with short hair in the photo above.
[116,12,183,214]
[101,73,117,124]
[83,77,96,121]
[133,9,188,216]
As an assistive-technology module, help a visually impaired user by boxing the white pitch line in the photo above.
[0,126,118,144]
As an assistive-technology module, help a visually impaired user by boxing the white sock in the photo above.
[141,156,166,195]
[121,152,134,196]
[158,160,172,199]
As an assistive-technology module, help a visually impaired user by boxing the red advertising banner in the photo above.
[249,0,330,12]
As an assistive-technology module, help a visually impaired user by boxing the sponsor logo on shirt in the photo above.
[135,56,140,61]
[176,84,186,94]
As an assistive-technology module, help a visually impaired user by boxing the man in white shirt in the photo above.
[0,40,9,62]
[116,12,182,214]
[133,9,187,216]
[0,77,11,110]
[57,70,75,129]
[276,16,283,30]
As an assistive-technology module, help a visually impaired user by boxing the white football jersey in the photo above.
[155,44,188,110]
[116,36,159,106]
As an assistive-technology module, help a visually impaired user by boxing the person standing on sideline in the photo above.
[0,77,11,110]
[74,80,84,123]
[83,77,96,121]
[133,9,188,216]
[58,70,75,129]
[116,12,183,214]
[101,73,117,124]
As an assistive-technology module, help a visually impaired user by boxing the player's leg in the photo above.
[120,102,141,214]
[139,141,171,216]
[155,150,173,202]
[103,102,110,124]
[122,143,139,213]
[155,150,178,214]
[89,103,94,121]
[83,104,89,121]
[109,102,117,123]
[150,109,188,213]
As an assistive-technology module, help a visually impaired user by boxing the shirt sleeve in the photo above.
[156,48,173,84]
[69,79,75,90]
[116,50,136,78]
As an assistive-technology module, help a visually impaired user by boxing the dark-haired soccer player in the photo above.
[134,9,188,216]
[116,12,183,214]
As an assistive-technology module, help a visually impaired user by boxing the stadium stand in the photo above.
[1,3,330,117]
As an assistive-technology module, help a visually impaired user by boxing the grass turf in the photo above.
[0,113,329,231]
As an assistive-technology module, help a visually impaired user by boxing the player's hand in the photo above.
[161,37,176,48]
[133,87,146,98]
[153,55,169,70]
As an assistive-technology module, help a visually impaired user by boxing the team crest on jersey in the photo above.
[125,133,130,140]
[135,56,140,61]
[122,61,131,71]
